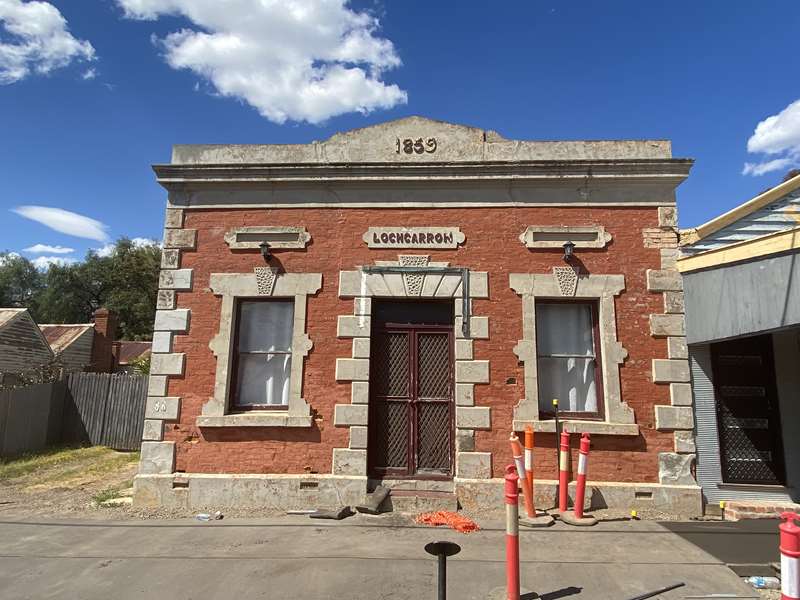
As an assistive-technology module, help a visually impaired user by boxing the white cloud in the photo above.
[81,67,96,80]
[0,0,95,84]
[30,255,77,270]
[11,206,110,242]
[115,0,407,124]
[22,243,75,254]
[93,237,161,257]
[743,99,800,176]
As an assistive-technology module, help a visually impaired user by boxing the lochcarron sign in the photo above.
[363,227,465,249]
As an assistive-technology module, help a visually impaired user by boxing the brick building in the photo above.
[134,117,698,514]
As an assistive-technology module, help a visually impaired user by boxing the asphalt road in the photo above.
[0,515,758,600]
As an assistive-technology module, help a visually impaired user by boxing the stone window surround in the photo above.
[197,271,322,428]
[334,257,493,480]
[519,225,613,249]
[509,272,639,436]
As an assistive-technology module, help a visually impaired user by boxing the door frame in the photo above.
[368,321,455,480]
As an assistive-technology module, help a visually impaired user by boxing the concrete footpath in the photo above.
[0,514,757,600]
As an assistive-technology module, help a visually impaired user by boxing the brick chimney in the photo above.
[90,308,118,372]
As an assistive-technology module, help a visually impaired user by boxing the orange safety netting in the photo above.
[414,511,480,534]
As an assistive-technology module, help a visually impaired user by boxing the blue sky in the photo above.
[2,0,800,267]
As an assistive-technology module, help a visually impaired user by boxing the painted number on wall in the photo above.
[396,137,437,154]
[152,400,168,413]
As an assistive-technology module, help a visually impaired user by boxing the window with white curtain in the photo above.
[233,300,294,408]
[536,301,602,416]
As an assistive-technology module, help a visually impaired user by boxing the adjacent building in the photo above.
[134,116,698,514]
[679,173,800,509]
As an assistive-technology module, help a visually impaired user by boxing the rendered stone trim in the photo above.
[150,353,185,376]
[519,225,612,249]
[153,309,191,332]
[456,406,491,430]
[456,452,492,479]
[658,206,677,228]
[159,269,193,291]
[196,413,314,428]
[156,290,176,310]
[139,441,175,474]
[203,271,321,426]
[456,429,475,452]
[163,228,197,250]
[660,248,679,269]
[334,404,368,427]
[649,314,685,337]
[509,272,634,427]
[658,452,696,485]
[332,448,367,476]
[142,419,164,441]
[652,359,690,383]
[151,331,173,354]
[655,405,694,430]
[513,419,639,436]
[145,396,181,421]
[667,336,688,359]
[147,375,168,397]
[349,426,368,449]
[164,208,184,229]
[670,383,693,406]
[335,261,492,480]
[646,269,683,292]
[674,430,696,454]
[161,249,180,269]
[663,291,685,314]
[363,227,465,249]
[223,226,311,250]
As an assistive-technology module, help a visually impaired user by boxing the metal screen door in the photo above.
[369,323,454,478]
[711,335,785,485]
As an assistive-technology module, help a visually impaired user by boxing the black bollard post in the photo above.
[424,541,461,600]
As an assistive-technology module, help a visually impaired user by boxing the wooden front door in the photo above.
[711,335,785,485]
[368,303,454,479]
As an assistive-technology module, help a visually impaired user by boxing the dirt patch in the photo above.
[0,446,139,520]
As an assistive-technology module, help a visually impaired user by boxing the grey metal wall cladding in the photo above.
[691,343,793,504]
[684,251,800,344]
[683,188,800,255]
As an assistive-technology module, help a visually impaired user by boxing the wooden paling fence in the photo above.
[0,373,147,457]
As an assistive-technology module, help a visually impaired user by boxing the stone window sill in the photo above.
[197,413,314,428]
[512,419,639,436]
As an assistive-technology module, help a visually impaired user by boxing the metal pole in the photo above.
[438,553,446,600]
[552,398,560,509]
[425,541,461,600]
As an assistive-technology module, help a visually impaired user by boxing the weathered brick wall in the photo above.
[166,206,672,482]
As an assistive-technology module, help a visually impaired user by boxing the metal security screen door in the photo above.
[369,301,454,478]
[711,335,785,485]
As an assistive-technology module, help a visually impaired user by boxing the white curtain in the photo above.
[536,303,598,413]
[236,301,294,406]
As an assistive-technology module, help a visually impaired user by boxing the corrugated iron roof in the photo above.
[39,324,94,354]
[114,341,151,365]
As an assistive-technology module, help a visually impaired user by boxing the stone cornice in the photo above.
[153,159,692,187]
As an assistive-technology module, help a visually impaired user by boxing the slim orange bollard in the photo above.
[574,433,590,520]
[781,512,800,600]
[509,432,534,519]
[524,425,535,517]
[558,430,570,513]
[504,464,520,600]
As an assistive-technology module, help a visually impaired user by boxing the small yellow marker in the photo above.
[719,501,726,509]
[630,509,638,520]
[552,399,558,408]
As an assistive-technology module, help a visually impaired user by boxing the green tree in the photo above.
[0,253,44,316]
[1,239,161,340]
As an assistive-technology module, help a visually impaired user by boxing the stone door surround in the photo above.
[335,256,493,480]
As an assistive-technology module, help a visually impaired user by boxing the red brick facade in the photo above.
[165,205,672,482]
